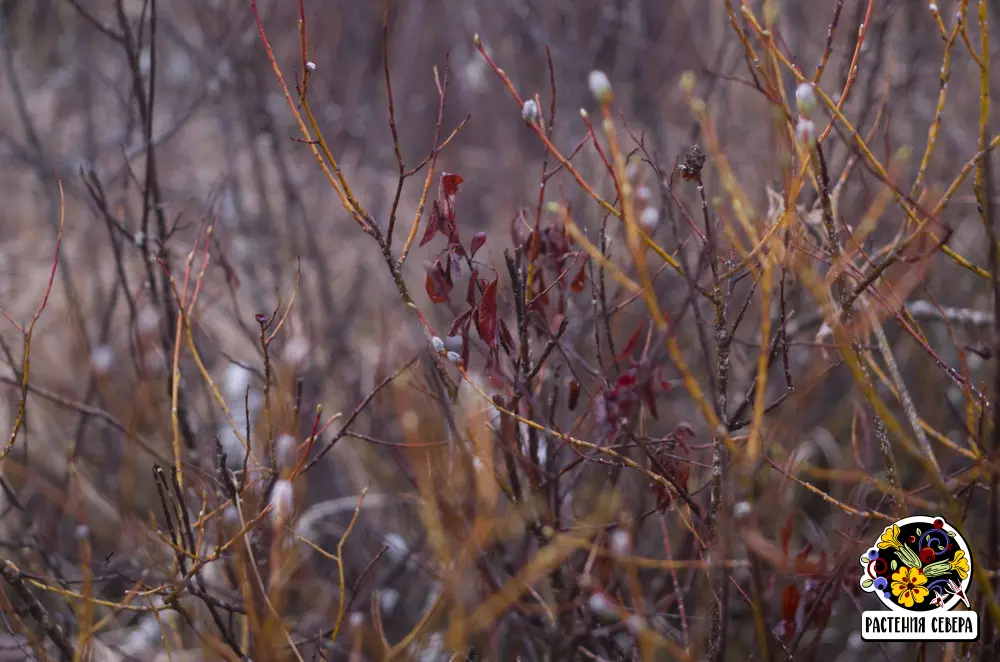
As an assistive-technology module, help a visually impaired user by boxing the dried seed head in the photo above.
[680,144,706,181]
[431,336,446,355]
[446,351,463,366]
[588,70,613,104]
[795,82,817,115]
[521,98,540,125]
[305,61,316,73]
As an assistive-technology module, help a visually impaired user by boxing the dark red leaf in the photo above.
[476,278,499,348]
[781,584,800,623]
[643,383,659,420]
[499,318,515,356]
[616,324,645,363]
[794,543,814,573]
[780,515,794,558]
[425,273,446,303]
[420,201,444,247]
[534,273,549,307]
[424,259,452,303]
[440,173,464,236]
[568,379,581,410]
[615,370,638,391]
[470,232,487,258]
[467,268,479,307]
[441,172,464,198]
[570,256,589,292]
[511,210,531,248]
[448,309,472,337]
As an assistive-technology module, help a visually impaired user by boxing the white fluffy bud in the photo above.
[521,98,540,124]
[275,433,297,469]
[796,119,817,148]
[795,82,817,115]
[588,591,619,619]
[639,206,660,231]
[269,479,294,524]
[282,335,311,368]
[90,345,114,375]
[610,529,631,556]
[588,70,613,104]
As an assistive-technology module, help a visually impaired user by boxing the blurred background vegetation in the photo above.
[0,0,998,660]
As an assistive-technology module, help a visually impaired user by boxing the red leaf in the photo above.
[442,172,464,198]
[511,209,532,248]
[616,324,644,363]
[425,272,447,303]
[467,268,479,307]
[643,383,659,420]
[470,232,487,258]
[499,318,515,356]
[448,309,472,337]
[476,278,499,348]
[440,173,464,237]
[534,273,549,307]
[424,259,452,303]
[780,515,794,558]
[781,584,800,623]
[570,256,589,292]
[420,201,444,247]
[568,378,581,410]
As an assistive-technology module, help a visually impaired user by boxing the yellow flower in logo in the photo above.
[878,525,902,550]
[949,551,969,580]
[891,566,929,608]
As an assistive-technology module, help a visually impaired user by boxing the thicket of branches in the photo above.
[0,0,999,660]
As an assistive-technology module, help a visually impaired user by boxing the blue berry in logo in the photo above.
[874,577,887,591]
[867,548,879,560]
